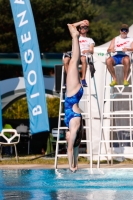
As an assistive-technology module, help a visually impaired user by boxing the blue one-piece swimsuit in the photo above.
[64,86,83,128]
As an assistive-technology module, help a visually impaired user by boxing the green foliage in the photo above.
[46,97,60,117]
[0,0,132,52]
[106,0,133,25]
[90,21,118,45]
[3,98,29,119]
[0,0,98,52]
[0,0,18,52]
[31,0,98,52]
[2,96,60,119]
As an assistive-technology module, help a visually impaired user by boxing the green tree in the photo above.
[90,21,118,45]
[3,96,60,119]
[0,0,133,52]
[31,0,99,52]
[46,97,60,117]
[0,0,98,52]
[0,0,18,52]
[3,98,29,119]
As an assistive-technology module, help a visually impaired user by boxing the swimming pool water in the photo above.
[0,168,133,200]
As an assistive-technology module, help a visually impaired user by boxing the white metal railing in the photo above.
[97,51,133,168]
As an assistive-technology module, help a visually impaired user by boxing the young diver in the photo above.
[64,20,88,172]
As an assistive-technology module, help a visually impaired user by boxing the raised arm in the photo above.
[72,20,89,27]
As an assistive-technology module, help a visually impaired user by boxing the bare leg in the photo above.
[80,56,87,80]
[64,57,70,73]
[106,57,116,81]
[122,56,130,80]
[66,24,82,172]
[67,118,80,172]
[67,24,81,97]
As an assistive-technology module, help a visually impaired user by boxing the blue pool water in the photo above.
[0,168,133,200]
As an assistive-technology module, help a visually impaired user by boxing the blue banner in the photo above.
[10,0,49,134]
[0,89,2,132]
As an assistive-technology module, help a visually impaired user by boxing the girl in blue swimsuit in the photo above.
[65,20,89,172]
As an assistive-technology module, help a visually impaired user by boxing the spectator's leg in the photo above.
[122,56,130,80]
[106,57,116,81]
[80,56,87,80]
[64,57,71,74]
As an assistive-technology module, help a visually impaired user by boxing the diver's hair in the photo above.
[74,115,83,147]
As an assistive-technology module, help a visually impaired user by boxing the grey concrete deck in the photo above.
[0,163,133,170]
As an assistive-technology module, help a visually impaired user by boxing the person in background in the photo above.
[63,20,95,87]
[106,24,133,87]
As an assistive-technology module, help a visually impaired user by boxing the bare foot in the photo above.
[70,167,77,173]
[67,24,79,38]
[73,166,78,172]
